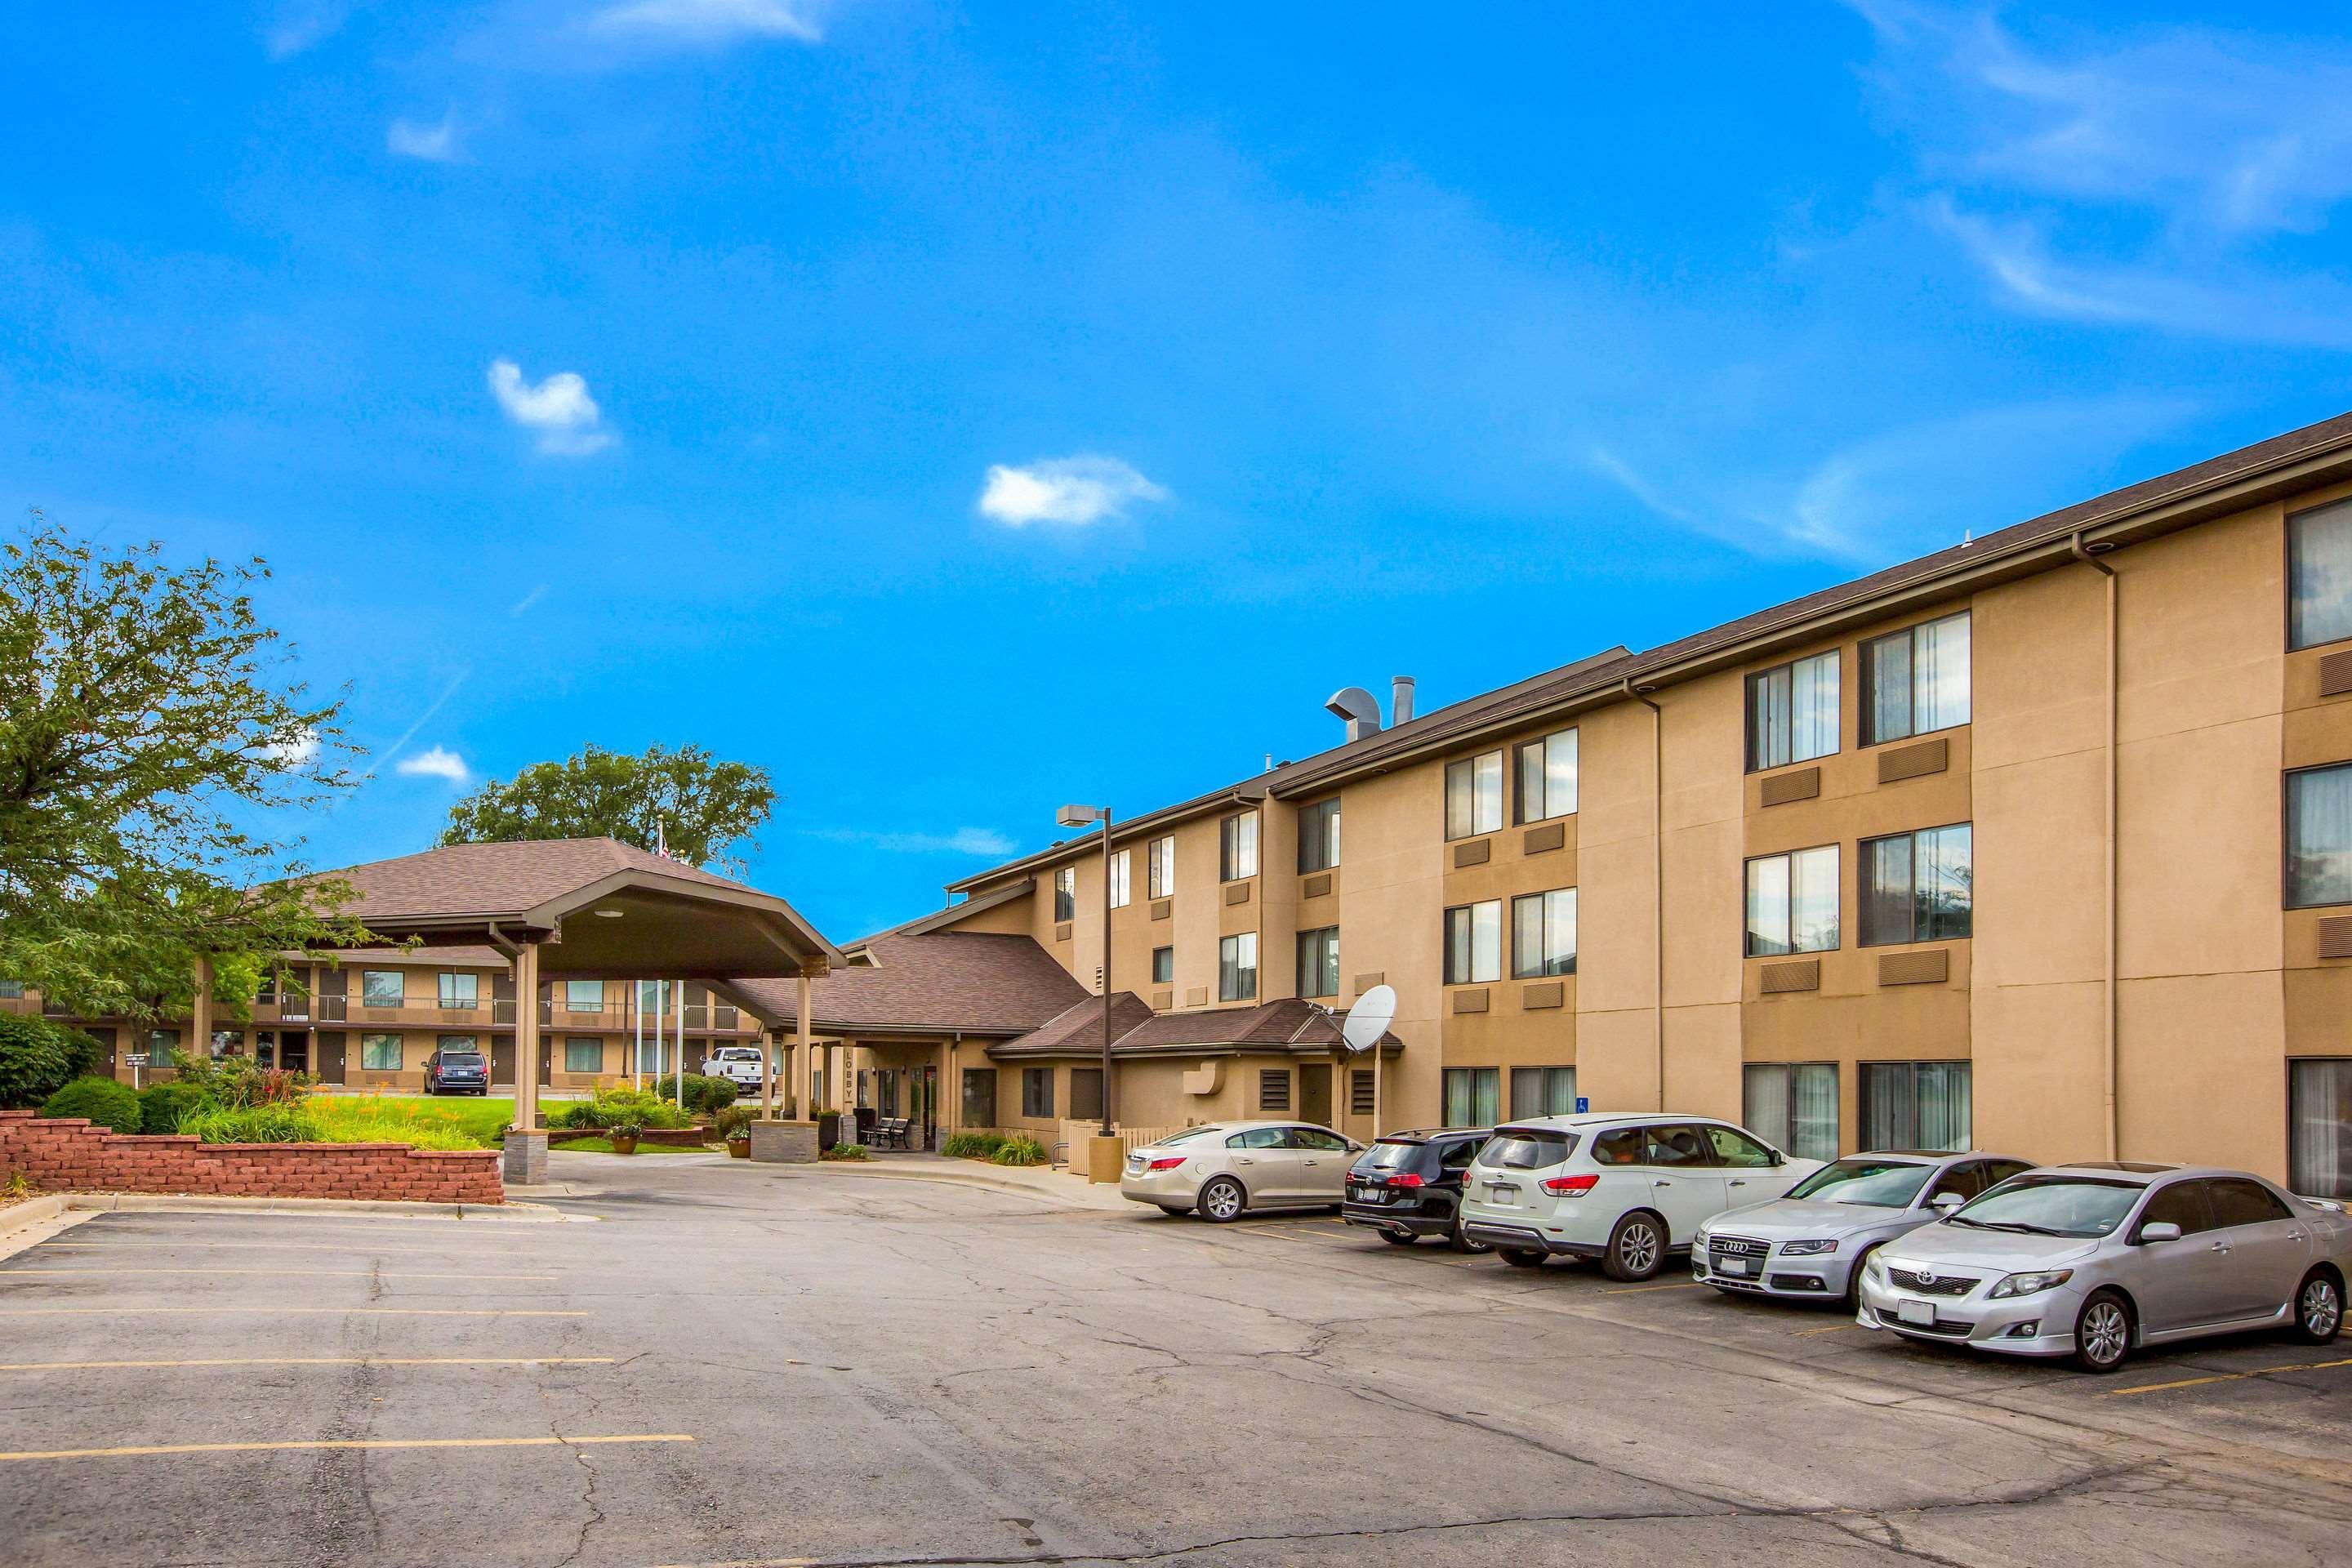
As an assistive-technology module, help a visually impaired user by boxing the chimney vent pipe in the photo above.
[1392,675,1415,726]
[1324,686,1383,743]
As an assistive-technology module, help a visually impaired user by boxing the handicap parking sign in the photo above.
[1575,1096,1589,1113]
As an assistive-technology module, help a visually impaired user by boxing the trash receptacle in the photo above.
[816,1110,841,1151]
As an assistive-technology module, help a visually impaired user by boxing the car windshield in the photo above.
[1950,1174,2140,1237]
[1479,1129,1579,1170]
[1152,1126,1225,1147]
[1356,1139,1425,1170]
[1785,1159,1933,1208]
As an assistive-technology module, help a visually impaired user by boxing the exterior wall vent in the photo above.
[1450,987,1490,1014]
[1302,873,1334,900]
[1758,959,1820,995]
[1878,738,1950,785]
[1522,822,1566,855]
[1878,948,1951,987]
[1759,766,1822,807]
[1224,882,1252,906]
[1453,839,1492,868]
[2322,649,2352,697]
[2319,916,2352,959]
[1521,981,1565,1010]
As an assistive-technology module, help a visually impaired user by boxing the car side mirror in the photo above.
[2136,1221,2181,1245]
[1769,1151,1784,1167]
[1930,1192,1964,1215]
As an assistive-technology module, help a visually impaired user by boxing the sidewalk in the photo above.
[813,1153,1136,1211]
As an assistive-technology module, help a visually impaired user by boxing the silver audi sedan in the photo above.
[1119,1120,1364,1222]
[1693,1150,2038,1306]
[1858,1161,2352,1372]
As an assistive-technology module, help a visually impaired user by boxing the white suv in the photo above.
[1458,1113,1823,1281]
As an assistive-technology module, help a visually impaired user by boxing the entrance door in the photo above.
[1299,1063,1333,1127]
[917,1064,938,1150]
[317,1031,347,1085]
[490,1038,514,1087]
[280,1031,310,1075]
[538,1041,554,1087]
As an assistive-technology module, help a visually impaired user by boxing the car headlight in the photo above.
[1692,1231,1711,1251]
[1864,1254,1889,1285]
[1988,1269,2074,1299]
[1778,1239,1838,1256]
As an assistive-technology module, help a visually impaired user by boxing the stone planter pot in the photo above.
[727,1139,751,1159]
[610,1134,640,1156]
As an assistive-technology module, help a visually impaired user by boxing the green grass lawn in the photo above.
[550,1138,714,1156]
[308,1094,515,1149]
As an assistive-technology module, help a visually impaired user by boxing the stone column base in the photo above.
[750,1120,819,1164]
[502,1129,549,1187]
[1086,1134,1125,1184]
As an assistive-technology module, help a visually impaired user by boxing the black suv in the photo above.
[423,1049,490,1096]
[1343,1128,1494,1251]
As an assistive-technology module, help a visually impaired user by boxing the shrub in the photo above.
[942,1131,1007,1160]
[991,1134,1047,1168]
[0,1015,78,1108]
[56,1027,107,1083]
[137,1080,217,1134]
[712,1105,755,1142]
[176,1056,307,1110]
[39,1076,141,1134]
[180,1103,327,1144]
[554,1089,690,1131]
[651,1074,739,1116]
[821,1142,870,1161]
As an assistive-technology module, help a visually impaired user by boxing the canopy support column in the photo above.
[504,940,547,1186]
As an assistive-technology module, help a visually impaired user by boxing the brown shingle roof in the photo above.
[991,996,1402,1058]
[313,838,752,920]
[986,992,1157,1058]
[732,931,1088,1038]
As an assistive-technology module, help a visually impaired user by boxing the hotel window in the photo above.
[1021,1067,1054,1119]
[1218,933,1258,1002]
[1296,926,1339,998]
[361,971,404,1008]
[810,1064,826,1107]
[1258,1069,1291,1111]
[1514,728,1579,823]
[2290,498,2352,650]
[1445,749,1504,840]
[1747,650,1840,771]
[564,1038,602,1074]
[1147,834,1176,898]
[1860,824,1973,945]
[960,1067,996,1128]
[1443,1067,1500,1129]
[1862,612,1971,746]
[1298,797,1341,872]
[1070,1067,1104,1122]
[565,980,604,1012]
[1151,946,1174,984]
[1443,900,1503,985]
[1053,866,1076,922]
[1510,888,1577,978]
[146,1028,180,1060]
[360,1033,402,1071]
[1860,1061,1971,1152]
[1108,849,1132,909]
[2289,1059,2352,1199]
[1220,812,1259,880]
[1509,1066,1577,1120]
[1745,845,1840,957]
[2287,762,2352,908]
[0,981,21,1000]
[1744,1063,1838,1162]
[437,973,478,1009]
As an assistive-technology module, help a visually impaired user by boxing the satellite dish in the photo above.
[1340,984,1396,1055]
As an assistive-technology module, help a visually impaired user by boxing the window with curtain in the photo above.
[1108,849,1131,909]
[1147,835,1177,898]
[1152,946,1174,984]
[2290,498,2352,651]
[1510,889,1577,978]
[1258,1069,1291,1111]
[1860,1061,1971,1152]
[2288,1059,2352,1198]
[564,1038,602,1074]
[1744,1062,1839,1161]
[1443,1067,1500,1128]
[2287,763,2352,907]
[1021,1067,1054,1118]
[1860,823,1974,945]
[1514,728,1579,822]
[1745,845,1840,956]
[1296,926,1339,998]
[361,1033,402,1071]
[1218,933,1258,1001]
[0,982,20,1000]
[1444,749,1505,840]
[1509,1066,1578,1120]
[564,980,604,1012]
[1443,901,1503,984]
[1297,798,1341,872]
[361,971,404,1008]
[1220,812,1259,880]
[1053,866,1075,921]
[960,1067,996,1127]
[1863,612,1971,745]
[437,973,479,1009]
[1070,1068,1104,1122]
[1746,650,1841,771]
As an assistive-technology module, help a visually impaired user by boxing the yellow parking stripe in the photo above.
[0,1268,555,1281]
[0,1357,616,1372]
[29,1241,541,1257]
[0,1307,585,1318]
[2100,1356,2352,1397]
[1601,1280,1705,1294]
[0,1434,693,1462]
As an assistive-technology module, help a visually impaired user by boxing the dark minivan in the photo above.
[1343,1128,1494,1251]
[423,1049,490,1096]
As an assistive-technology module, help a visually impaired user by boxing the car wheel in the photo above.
[1602,1211,1667,1282]
[1379,1230,1419,1247]
[1499,1248,1548,1268]
[1842,1246,1879,1311]
[1197,1177,1248,1223]
[2070,1289,2133,1373]
[2292,1269,2344,1345]
[1449,1219,1494,1254]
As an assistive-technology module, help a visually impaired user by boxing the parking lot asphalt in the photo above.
[1,1153,2346,1567]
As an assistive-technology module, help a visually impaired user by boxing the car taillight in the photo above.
[1147,1156,1187,1172]
[1388,1172,1425,1188]
[1539,1173,1600,1196]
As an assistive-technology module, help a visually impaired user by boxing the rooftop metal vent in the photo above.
[1324,686,1383,742]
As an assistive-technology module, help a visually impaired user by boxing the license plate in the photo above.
[1897,1298,1935,1326]
[1486,1183,1517,1202]
[1719,1257,1752,1276]
[1353,1187,1387,1204]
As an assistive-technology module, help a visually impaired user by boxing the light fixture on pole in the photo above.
[1055,802,1116,1140]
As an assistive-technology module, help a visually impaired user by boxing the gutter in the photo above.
[1628,679,1666,1112]
[2069,531,2122,1163]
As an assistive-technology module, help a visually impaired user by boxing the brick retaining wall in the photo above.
[0,1110,503,1204]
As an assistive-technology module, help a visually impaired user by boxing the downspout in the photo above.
[1627,678,1666,1111]
[2070,532,2119,1162]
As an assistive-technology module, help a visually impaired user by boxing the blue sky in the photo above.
[6,2,2350,938]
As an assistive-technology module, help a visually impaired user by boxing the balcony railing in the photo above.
[304,996,755,1032]
[319,997,518,1027]
[683,1004,746,1032]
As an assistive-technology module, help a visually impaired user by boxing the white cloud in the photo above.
[585,0,822,47]
[388,113,463,163]
[265,0,349,59]
[509,584,550,617]
[978,456,1168,528]
[487,359,616,457]
[260,728,321,769]
[808,826,1018,857]
[394,746,470,785]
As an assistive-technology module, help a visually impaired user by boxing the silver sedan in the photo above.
[1119,1120,1363,1222]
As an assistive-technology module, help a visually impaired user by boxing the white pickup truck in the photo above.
[703,1045,768,1089]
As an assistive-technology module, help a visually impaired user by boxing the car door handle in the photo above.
[2208,1241,2231,1254]
[1655,1180,1672,1187]
[1728,1179,1749,1187]
[2287,1232,2306,1242]
[1235,1157,1254,1166]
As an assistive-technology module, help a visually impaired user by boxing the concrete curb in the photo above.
[53,1192,572,1222]
[0,1194,69,1240]
[808,1159,1133,1211]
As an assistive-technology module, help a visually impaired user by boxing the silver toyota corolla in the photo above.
[1693,1149,2038,1306]
[1858,1161,2352,1372]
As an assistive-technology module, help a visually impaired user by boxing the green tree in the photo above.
[0,515,372,1018]
[438,743,775,875]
